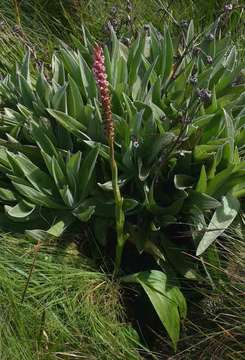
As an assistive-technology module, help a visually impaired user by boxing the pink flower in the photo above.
[93,45,114,142]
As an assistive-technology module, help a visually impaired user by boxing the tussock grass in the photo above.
[0,234,142,360]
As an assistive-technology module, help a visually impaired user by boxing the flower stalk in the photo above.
[93,45,126,275]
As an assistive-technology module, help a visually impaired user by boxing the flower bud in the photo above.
[197,88,212,103]
[111,18,118,28]
[182,115,191,124]
[206,55,213,64]
[190,75,198,85]
[110,6,117,15]
[224,4,233,12]
[122,37,131,46]
[179,20,189,29]
[0,20,5,30]
[192,47,201,56]
[12,25,23,35]
[127,0,133,12]
[143,24,150,35]
[126,15,131,24]
[133,140,139,148]
[206,33,214,41]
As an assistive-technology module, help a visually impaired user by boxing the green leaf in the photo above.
[0,148,11,171]
[174,175,194,190]
[59,48,81,83]
[128,33,145,88]
[194,144,218,161]
[195,165,207,193]
[115,56,128,92]
[25,215,74,241]
[79,147,99,200]
[186,20,194,46]
[20,51,31,84]
[59,185,74,207]
[143,132,175,165]
[78,53,97,98]
[223,109,235,162]
[52,53,65,85]
[206,86,217,114]
[10,178,64,209]
[162,238,198,280]
[110,26,120,87]
[19,74,35,108]
[47,109,89,139]
[163,27,174,84]
[25,229,56,242]
[145,185,187,216]
[138,158,150,181]
[104,45,112,85]
[51,156,67,189]
[0,187,17,202]
[97,178,126,191]
[36,70,52,107]
[5,200,36,220]
[67,75,84,118]
[47,215,74,237]
[123,198,139,212]
[73,203,95,222]
[31,121,59,159]
[137,57,158,99]
[186,191,221,211]
[121,270,187,350]
[52,84,67,112]
[196,194,240,256]
[206,165,235,196]
[7,152,57,196]
[66,151,82,193]
[216,46,237,94]
[84,140,110,160]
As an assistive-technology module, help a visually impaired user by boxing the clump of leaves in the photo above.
[0,21,244,349]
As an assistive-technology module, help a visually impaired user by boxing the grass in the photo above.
[185,228,245,359]
[0,231,244,358]
[0,234,144,360]
[0,0,244,72]
[151,221,245,359]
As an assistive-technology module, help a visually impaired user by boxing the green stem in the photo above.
[114,241,124,276]
[13,0,21,27]
[109,140,126,276]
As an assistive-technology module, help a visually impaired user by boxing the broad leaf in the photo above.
[47,109,89,139]
[195,165,207,193]
[7,152,57,196]
[5,200,36,220]
[121,270,187,350]
[185,191,221,211]
[196,194,240,256]
[79,147,99,200]
[73,203,95,222]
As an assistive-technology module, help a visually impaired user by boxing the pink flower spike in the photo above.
[93,45,114,143]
